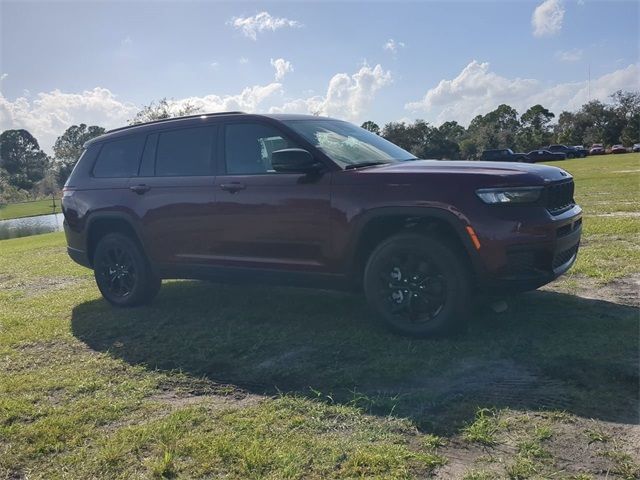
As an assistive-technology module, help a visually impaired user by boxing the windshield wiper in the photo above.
[344,161,389,170]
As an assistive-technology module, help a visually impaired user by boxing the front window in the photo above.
[283,119,415,168]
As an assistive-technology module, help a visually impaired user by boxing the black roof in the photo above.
[85,111,336,147]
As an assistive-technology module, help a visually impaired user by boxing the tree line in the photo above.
[0,91,638,203]
[364,90,638,160]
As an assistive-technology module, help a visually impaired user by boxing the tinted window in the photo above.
[283,119,415,168]
[156,127,214,176]
[225,123,294,174]
[93,136,145,178]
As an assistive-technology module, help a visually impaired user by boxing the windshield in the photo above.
[283,119,416,168]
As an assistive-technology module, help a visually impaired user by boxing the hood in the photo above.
[356,160,571,184]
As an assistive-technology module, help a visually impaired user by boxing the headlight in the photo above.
[476,186,543,204]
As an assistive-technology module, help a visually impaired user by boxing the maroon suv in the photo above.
[62,112,582,336]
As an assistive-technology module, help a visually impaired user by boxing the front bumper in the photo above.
[477,206,583,293]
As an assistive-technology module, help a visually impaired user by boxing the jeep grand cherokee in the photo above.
[62,112,582,336]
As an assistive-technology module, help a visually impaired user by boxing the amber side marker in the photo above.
[466,226,481,250]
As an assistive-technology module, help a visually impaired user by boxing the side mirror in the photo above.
[272,148,320,173]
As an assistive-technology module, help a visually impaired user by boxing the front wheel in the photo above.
[93,233,161,307]
[363,233,472,337]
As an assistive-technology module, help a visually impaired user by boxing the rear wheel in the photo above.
[363,233,471,337]
[93,233,161,307]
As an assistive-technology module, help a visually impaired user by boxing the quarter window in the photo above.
[225,123,294,174]
[155,127,215,177]
[93,136,145,178]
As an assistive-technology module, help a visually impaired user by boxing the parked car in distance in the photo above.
[481,149,529,162]
[611,144,627,154]
[633,143,640,153]
[62,112,582,337]
[572,145,589,157]
[526,150,567,163]
[547,144,585,158]
[589,144,606,155]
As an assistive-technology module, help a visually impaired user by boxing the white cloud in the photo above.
[0,73,7,82]
[0,87,138,153]
[174,83,283,115]
[238,57,249,65]
[532,0,565,37]
[121,36,132,46]
[270,58,293,81]
[383,39,405,54]
[210,61,220,69]
[406,60,640,125]
[555,48,583,62]
[270,64,392,121]
[228,11,301,40]
[0,82,284,153]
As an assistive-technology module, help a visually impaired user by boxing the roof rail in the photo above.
[106,111,247,133]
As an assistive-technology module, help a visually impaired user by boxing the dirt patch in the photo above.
[543,274,640,307]
[367,358,573,424]
[594,211,640,217]
[433,413,640,479]
[0,275,80,297]
[150,390,263,409]
[256,346,315,370]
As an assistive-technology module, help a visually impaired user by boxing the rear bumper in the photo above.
[67,246,91,268]
[64,220,91,268]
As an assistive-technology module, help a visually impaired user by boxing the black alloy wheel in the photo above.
[364,233,471,336]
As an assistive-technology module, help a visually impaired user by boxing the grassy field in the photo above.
[1,154,638,479]
[0,198,60,220]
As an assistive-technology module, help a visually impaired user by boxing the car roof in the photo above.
[84,111,340,147]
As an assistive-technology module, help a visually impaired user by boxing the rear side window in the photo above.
[155,127,215,176]
[93,136,145,178]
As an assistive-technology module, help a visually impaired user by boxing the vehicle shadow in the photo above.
[71,280,639,433]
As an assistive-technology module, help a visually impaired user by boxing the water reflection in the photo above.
[0,214,64,240]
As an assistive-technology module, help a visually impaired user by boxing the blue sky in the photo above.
[1,0,638,152]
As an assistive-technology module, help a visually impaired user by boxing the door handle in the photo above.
[220,182,246,193]
[129,184,151,195]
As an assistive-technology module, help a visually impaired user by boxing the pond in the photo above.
[0,213,64,241]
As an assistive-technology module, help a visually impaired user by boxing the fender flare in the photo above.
[346,206,484,276]
[84,211,146,264]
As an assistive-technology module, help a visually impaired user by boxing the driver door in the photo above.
[208,121,333,272]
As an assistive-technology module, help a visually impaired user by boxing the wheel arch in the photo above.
[348,207,483,287]
[85,213,145,267]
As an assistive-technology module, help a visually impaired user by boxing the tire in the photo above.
[93,233,161,307]
[363,233,471,337]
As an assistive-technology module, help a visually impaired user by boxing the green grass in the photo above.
[0,198,60,220]
[0,154,638,479]
[545,152,640,281]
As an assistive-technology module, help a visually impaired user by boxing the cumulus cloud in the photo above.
[0,82,284,153]
[270,58,293,81]
[406,60,639,125]
[383,39,405,54]
[269,64,392,121]
[173,83,283,115]
[228,11,301,40]
[532,0,565,37]
[555,48,583,62]
[0,87,138,153]
[0,73,8,82]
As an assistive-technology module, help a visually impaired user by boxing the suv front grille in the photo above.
[546,180,575,215]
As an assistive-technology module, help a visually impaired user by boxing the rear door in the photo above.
[126,124,218,266]
[209,120,332,272]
